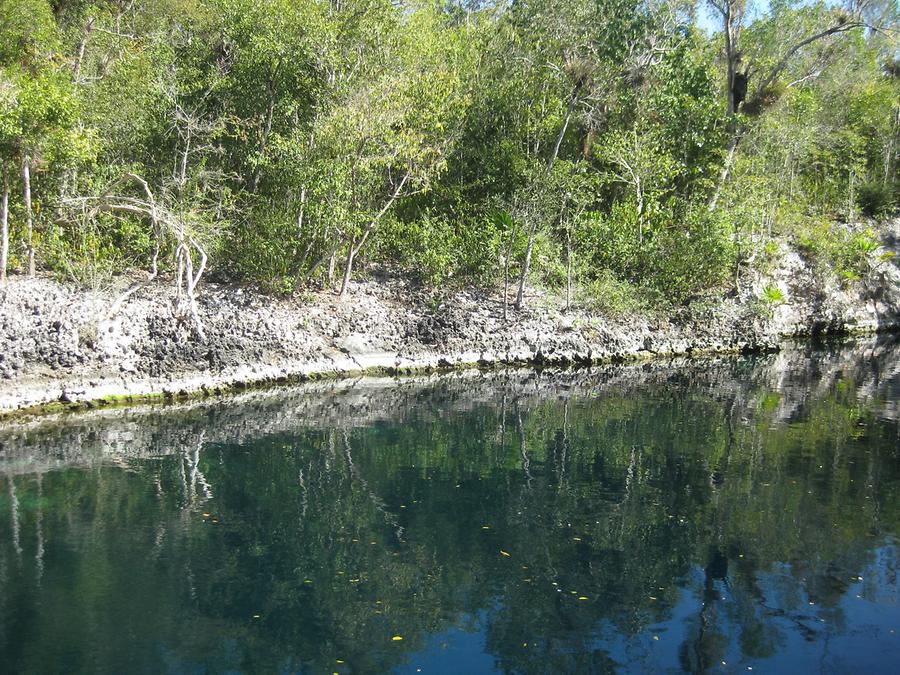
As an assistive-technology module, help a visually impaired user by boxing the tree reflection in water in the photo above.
[1,338,899,673]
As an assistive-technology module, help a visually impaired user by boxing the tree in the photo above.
[706,0,893,208]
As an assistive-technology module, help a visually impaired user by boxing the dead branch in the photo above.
[62,175,208,339]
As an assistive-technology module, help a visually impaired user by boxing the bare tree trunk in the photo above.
[1,162,8,283]
[250,61,281,193]
[502,220,518,323]
[72,18,94,83]
[338,242,358,297]
[709,130,741,210]
[338,172,409,297]
[635,176,644,243]
[708,0,741,210]
[724,3,736,116]
[515,86,579,310]
[327,250,337,286]
[23,158,34,277]
[106,174,161,319]
[178,130,191,190]
[887,106,899,187]
[565,227,572,312]
[515,213,537,310]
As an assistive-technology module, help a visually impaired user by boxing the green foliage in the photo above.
[578,202,734,304]
[0,0,58,66]
[857,180,897,218]
[0,0,893,305]
[795,220,879,284]
[578,270,648,318]
[378,211,502,286]
[761,284,785,304]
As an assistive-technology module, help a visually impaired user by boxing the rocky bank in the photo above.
[2,336,897,473]
[1,221,899,415]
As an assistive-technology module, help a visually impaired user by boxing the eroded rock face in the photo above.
[0,221,898,413]
[1,337,897,474]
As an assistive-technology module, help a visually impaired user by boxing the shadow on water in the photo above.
[0,335,899,673]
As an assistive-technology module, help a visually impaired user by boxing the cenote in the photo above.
[1,339,899,674]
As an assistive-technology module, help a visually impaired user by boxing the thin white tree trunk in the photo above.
[502,220,518,323]
[338,172,409,297]
[250,61,281,193]
[565,228,572,312]
[515,86,578,309]
[23,159,34,276]
[1,162,8,283]
[709,131,741,211]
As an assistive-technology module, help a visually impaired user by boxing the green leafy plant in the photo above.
[761,284,785,305]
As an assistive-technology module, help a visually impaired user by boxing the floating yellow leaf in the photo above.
[578,596,589,601]
[500,550,511,557]
[392,635,404,641]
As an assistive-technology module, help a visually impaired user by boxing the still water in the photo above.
[1,339,899,674]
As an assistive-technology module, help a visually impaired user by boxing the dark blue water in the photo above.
[1,340,899,673]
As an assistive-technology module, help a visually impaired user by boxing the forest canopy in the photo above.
[0,0,897,312]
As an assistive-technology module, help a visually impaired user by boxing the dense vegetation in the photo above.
[0,0,897,315]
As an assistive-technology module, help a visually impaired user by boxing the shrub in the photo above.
[857,181,896,219]
[578,270,649,318]
[223,207,300,287]
[761,283,785,304]
[577,201,734,305]
[377,211,505,286]
[795,219,879,284]
[646,207,735,303]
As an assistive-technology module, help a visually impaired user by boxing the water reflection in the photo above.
[0,337,899,673]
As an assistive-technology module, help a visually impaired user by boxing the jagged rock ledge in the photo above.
[1,223,898,417]
[2,336,897,474]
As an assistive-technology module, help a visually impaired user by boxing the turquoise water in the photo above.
[1,341,899,673]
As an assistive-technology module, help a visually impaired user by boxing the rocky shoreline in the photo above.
[2,336,898,471]
[1,223,899,417]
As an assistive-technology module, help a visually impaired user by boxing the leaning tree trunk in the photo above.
[338,172,409,297]
[0,162,8,283]
[708,129,742,211]
[22,159,34,277]
[338,240,359,297]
